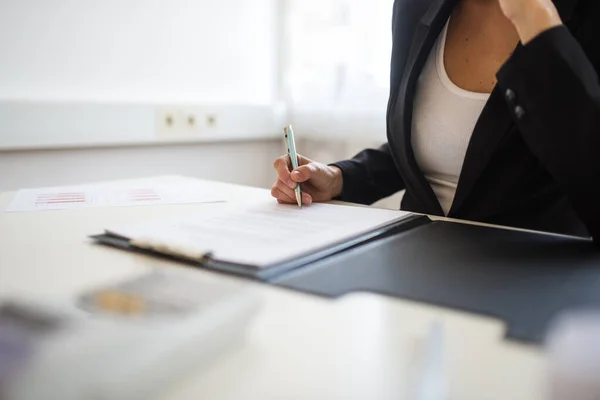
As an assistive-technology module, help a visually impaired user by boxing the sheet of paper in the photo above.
[107,200,412,267]
[5,181,226,212]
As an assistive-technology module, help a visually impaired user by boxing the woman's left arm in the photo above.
[497,0,600,239]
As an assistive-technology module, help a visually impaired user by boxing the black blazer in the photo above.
[333,0,600,238]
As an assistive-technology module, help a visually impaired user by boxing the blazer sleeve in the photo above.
[330,143,405,205]
[496,16,600,239]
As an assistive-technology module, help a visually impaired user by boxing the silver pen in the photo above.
[284,125,302,208]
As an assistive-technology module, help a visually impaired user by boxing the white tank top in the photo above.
[411,20,490,216]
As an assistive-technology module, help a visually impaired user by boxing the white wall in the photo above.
[0,0,282,191]
[0,140,282,192]
[0,0,395,195]
[0,0,278,103]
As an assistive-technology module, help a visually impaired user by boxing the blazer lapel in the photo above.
[388,0,457,216]
[447,85,515,217]
[448,0,580,217]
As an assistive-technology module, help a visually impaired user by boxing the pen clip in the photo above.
[284,125,299,169]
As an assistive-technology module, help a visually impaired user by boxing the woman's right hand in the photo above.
[271,154,343,205]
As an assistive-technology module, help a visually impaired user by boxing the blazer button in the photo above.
[505,89,516,103]
[514,105,526,120]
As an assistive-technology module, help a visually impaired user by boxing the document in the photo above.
[5,180,226,212]
[106,200,412,267]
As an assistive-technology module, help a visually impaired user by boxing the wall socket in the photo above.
[155,107,220,138]
[154,103,287,141]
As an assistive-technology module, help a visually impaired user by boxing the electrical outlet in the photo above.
[185,113,197,130]
[155,105,236,139]
[205,113,218,128]
[155,107,184,138]
[182,110,200,135]
[181,109,220,135]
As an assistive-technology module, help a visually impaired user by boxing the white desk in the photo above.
[0,176,548,400]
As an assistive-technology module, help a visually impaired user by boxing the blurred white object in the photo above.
[419,321,447,400]
[546,310,600,400]
[3,270,261,400]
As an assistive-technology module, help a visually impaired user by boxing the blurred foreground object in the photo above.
[547,310,600,400]
[1,270,260,400]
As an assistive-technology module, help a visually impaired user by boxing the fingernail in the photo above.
[302,193,312,205]
[287,180,296,189]
[292,171,301,179]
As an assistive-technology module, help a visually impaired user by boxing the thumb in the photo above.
[291,165,316,183]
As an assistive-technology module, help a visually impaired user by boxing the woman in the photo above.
[272,0,600,239]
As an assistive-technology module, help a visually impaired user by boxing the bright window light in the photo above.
[285,0,394,114]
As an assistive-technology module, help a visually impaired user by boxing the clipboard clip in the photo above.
[130,237,213,263]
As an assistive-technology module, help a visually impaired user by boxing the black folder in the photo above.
[273,220,600,344]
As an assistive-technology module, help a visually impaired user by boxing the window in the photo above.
[284,0,394,138]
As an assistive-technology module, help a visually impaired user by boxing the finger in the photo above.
[278,180,314,205]
[271,185,296,203]
[296,154,314,167]
[276,189,313,205]
[275,179,297,200]
[271,180,313,205]
[291,164,317,183]
[302,192,313,205]
[273,156,295,189]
